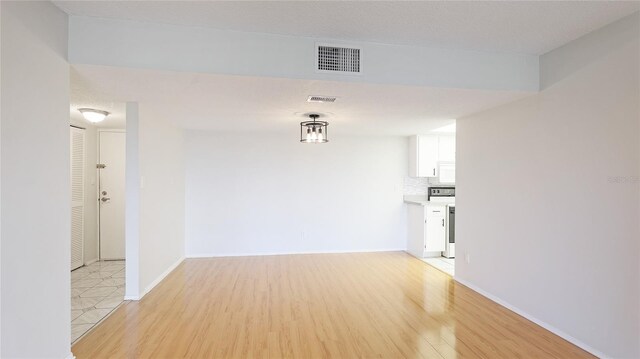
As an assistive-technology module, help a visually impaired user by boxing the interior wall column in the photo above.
[124,102,141,300]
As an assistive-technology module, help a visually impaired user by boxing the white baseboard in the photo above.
[454,277,606,359]
[65,353,76,359]
[131,256,185,301]
[123,295,140,301]
[83,258,98,266]
[186,248,406,258]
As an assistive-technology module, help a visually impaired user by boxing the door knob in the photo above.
[100,197,111,202]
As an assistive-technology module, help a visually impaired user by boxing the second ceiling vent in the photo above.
[317,45,361,74]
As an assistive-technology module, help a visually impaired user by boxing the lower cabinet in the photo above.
[407,203,447,258]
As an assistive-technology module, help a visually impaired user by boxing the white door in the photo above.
[70,127,85,270]
[99,131,126,260]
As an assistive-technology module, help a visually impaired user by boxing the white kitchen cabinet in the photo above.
[406,203,447,258]
[425,206,446,252]
[408,135,456,178]
[438,135,456,162]
[409,135,439,177]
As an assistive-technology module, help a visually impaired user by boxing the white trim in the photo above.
[142,256,185,297]
[454,278,606,359]
[83,258,99,266]
[65,353,76,359]
[186,248,406,258]
[97,128,126,133]
[128,256,185,301]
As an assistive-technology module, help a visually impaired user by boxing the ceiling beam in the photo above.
[68,16,539,92]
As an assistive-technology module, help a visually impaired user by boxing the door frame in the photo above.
[97,128,126,260]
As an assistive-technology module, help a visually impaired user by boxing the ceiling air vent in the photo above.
[317,45,361,74]
[307,95,337,103]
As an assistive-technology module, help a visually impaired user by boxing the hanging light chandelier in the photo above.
[300,114,329,143]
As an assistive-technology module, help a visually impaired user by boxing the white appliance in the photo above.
[427,187,455,258]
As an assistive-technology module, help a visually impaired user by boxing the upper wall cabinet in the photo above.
[438,135,456,162]
[408,135,456,177]
[409,135,439,177]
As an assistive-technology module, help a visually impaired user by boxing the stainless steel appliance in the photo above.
[444,204,455,258]
[427,187,455,201]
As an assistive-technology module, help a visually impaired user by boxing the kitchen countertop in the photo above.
[403,195,452,206]
[404,199,430,205]
[403,195,448,206]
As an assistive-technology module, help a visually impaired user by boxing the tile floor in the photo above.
[421,256,455,276]
[71,260,125,343]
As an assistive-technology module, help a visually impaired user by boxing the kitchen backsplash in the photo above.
[403,176,431,195]
[403,176,452,195]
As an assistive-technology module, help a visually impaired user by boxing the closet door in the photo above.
[70,127,85,270]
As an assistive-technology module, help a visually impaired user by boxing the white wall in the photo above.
[185,132,407,256]
[138,110,185,295]
[1,1,71,358]
[456,13,639,358]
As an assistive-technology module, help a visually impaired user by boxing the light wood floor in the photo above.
[72,252,594,358]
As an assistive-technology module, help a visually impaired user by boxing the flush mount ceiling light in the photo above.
[300,114,329,143]
[78,108,110,123]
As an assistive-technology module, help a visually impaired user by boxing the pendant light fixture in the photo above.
[300,114,329,143]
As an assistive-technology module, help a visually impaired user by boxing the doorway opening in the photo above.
[69,105,127,343]
[406,121,456,276]
[420,186,455,276]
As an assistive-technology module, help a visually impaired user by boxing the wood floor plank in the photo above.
[72,252,595,358]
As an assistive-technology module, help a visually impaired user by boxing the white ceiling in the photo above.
[55,1,639,55]
[71,65,531,136]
